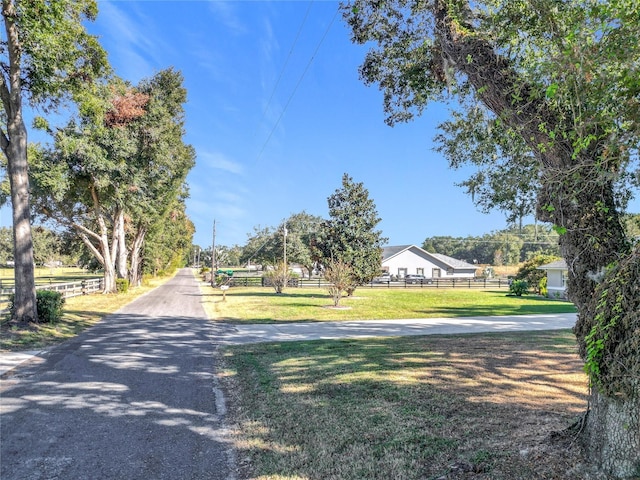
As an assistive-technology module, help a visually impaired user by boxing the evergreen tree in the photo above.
[320,173,387,293]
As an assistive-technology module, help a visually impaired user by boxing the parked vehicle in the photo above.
[372,273,392,283]
[404,274,432,284]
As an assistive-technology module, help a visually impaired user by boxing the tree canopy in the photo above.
[319,173,387,291]
[342,0,639,476]
[30,69,195,291]
[1,0,108,321]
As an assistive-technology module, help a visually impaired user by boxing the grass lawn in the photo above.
[0,266,101,288]
[0,274,173,352]
[221,331,589,480]
[202,286,576,323]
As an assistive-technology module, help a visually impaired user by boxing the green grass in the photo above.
[203,286,576,323]
[0,266,100,289]
[221,331,588,480]
[0,274,173,352]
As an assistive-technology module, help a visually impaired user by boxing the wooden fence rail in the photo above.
[1,278,104,301]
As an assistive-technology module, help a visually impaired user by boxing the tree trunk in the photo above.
[114,210,128,279]
[433,3,639,476]
[1,0,38,322]
[584,391,640,478]
[6,120,38,322]
[128,225,146,287]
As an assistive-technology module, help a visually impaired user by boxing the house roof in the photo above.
[430,253,477,269]
[382,245,476,269]
[538,259,567,270]
[381,245,413,260]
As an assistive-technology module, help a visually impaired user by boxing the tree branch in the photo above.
[432,2,574,169]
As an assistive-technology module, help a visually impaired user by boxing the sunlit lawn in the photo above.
[222,330,588,480]
[202,286,576,323]
[0,266,101,289]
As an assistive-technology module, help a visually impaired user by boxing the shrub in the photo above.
[324,260,355,307]
[264,263,289,294]
[37,290,65,322]
[116,278,130,293]
[8,290,68,323]
[515,254,560,294]
[509,279,529,296]
[539,276,548,297]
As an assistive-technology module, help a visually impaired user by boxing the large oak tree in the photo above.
[341,0,639,477]
[1,0,107,321]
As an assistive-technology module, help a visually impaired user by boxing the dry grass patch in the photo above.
[221,330,589,480]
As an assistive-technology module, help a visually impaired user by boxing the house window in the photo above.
[432,268,441,278]
[398,268,407,278]
[561,271,567,286]
[417,268,424,275]
[446,268,454,275]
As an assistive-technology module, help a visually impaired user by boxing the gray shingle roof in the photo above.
[382,245,476,269]
[429,253,477,269]
[538,259,567,270]
[381,245,412,261]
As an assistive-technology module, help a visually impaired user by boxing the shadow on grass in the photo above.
[223,331,588,480]
[413,302,577,318]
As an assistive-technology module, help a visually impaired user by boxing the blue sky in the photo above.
[86,0,521,249]
[6,1,636,249]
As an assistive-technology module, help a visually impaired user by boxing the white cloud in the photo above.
[95,1,173,82]
[198,151,244,175]
[206,2,248,37]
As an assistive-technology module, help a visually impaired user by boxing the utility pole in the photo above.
[211,220,216,287]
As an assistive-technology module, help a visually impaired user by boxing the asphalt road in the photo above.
[0,269,235,480]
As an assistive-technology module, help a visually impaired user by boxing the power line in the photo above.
[254,1,314,137]
[256,5,340,161]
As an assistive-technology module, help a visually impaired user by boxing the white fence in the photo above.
[1,278,104,300]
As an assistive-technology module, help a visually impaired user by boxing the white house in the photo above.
[381,245,477,279]
[538,259,568,299]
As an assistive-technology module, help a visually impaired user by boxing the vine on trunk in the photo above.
[582,246,640,400]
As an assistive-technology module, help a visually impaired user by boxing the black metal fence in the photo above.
[225,276,508,289]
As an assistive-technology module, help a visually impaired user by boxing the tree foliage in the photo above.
[30,69,194,291]
[319,173,387,293]
[342,0,640,476]
[515,254,562,294]
[423,224,560,265]
[1,0,108,321]
[240,211,324,276]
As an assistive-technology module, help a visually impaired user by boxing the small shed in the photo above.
[538,259,568,299]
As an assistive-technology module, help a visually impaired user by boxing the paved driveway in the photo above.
[0,269,235,480]
[218,312,577,344]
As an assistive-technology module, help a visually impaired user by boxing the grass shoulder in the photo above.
[221,330,588,480]
[0,274,174,352]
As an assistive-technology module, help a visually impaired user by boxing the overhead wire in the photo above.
[254,0,314,138]
[256,4,340,162]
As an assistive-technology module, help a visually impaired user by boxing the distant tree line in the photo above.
[422,224,561,266]
[200,213,640,273]
[196,174,387,296]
